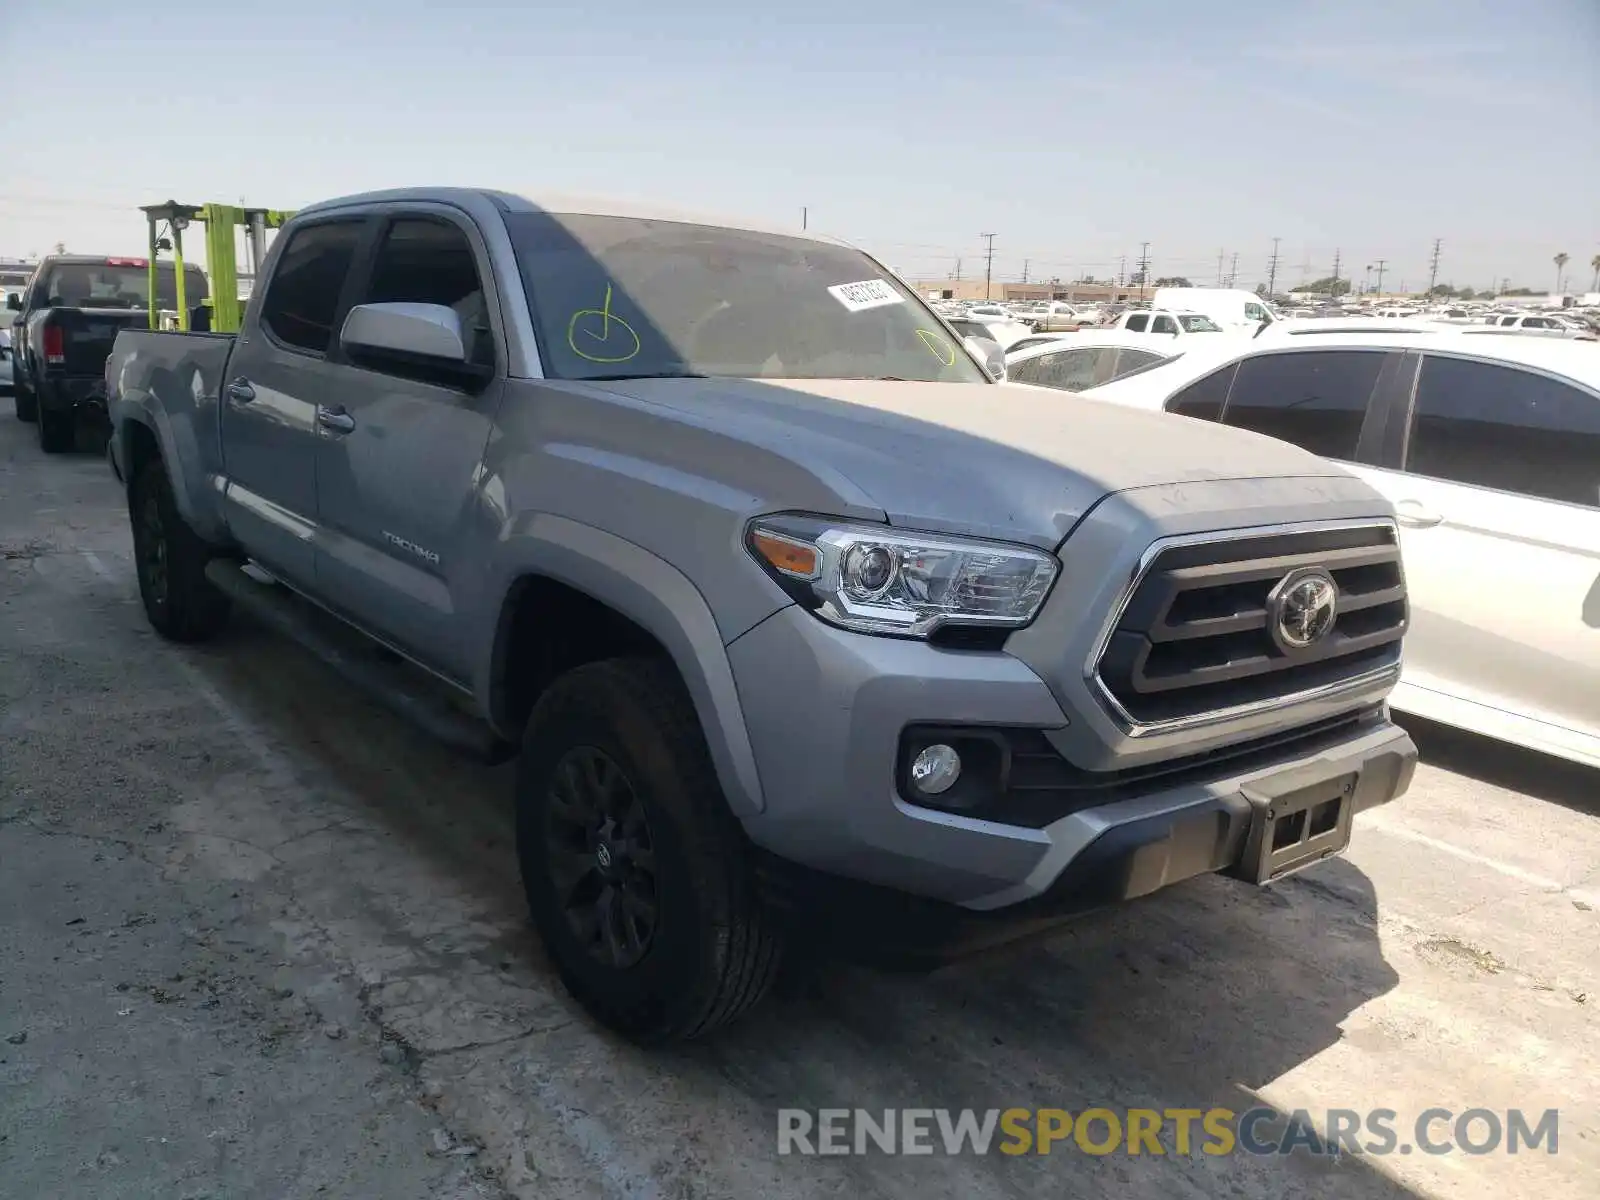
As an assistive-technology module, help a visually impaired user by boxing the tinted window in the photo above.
[1407,356,1600,507]
[1009,347,1100,391]
[1166,364,1235,421]
[362,219,492,366]
[1151,315,1178,335]
[40,261,207,310]
[260,222,362,353]
[1124,313,1149,332]
[1219,350,1382,458]
[1109,348,1165,379]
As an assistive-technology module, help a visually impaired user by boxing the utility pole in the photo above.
[1227,252,1239,289]
[980,233,997,300]
[1500,276,1510,296]
[1137,241,1151,299]
[1216,248,1225,286]
[1118,255,1127,288]
[801,206,808,231]
[1022,258,1030,284]
[1267,237,1281,297]
[1427,237,1442,294]
[1331,248,1342,296]
[953,257,961,281]
[1373,258,1388,295]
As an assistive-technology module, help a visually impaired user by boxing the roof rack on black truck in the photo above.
[104,186,1418,1041]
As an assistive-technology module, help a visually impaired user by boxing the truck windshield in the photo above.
[39,261,209,310]
[504,213,988,383]
[1178,314,1223,332]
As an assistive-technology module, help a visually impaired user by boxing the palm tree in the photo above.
[1590,253,1600,293]
[1553,252,1569,294]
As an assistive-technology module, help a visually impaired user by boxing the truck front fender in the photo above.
[476,514,769,818]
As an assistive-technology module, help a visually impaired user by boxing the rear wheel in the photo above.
[516,658,782,1042]
[129,457,231,642]
[13,376,37,422]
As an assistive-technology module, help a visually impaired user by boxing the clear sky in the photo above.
[2,0,1596,293]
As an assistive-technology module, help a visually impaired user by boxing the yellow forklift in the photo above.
[138,201,295,333]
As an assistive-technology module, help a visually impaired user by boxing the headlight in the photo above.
[746,514,1058,638]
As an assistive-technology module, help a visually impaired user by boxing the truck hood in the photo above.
[593,377,1360,548]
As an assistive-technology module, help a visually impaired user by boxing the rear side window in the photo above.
[1151,315,1178,335]
[260,222,363,354]
[1109,348,1166,379]
[1406,356,1600,508]
[1008,347,1100,391]
[1219,350,1384,459]
[1123,313,1149,332]
[1166,364,1236,421]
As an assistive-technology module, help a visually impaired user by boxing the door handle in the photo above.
[317,406,356,434]
[227,377,256,404]
[1394,499,1443,529]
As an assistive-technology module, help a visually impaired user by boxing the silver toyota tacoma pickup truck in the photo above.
[106,188,1416,1041]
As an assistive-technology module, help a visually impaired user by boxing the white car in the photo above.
[962,305,1034,349]
[1112,308,1228,338]
[1483,313,1593,339]
[1076,330,1600,769]
[1002,331,1178,392]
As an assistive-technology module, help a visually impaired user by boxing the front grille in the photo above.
[1095,523,1406,727]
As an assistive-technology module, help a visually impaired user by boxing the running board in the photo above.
[203,559,513,764]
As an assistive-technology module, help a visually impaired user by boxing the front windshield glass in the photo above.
[505,212,987,383]
[40,261,208,309]
[1178,313,1223,332]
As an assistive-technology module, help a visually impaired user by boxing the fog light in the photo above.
[910,743,961,795]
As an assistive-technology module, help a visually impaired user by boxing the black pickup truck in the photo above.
[7,255,208,452]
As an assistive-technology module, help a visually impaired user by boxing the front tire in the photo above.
[516,658,782,1042]
[130,457,231,642]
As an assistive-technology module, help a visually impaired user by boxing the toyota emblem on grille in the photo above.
[1268,568,1339,652]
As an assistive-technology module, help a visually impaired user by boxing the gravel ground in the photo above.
[1,413,1595,1199]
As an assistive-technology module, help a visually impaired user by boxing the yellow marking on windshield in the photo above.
[567,284,642,363]
[916,328,957,367]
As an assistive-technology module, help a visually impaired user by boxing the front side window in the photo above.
[1219,350,1384,459]
[1151,315,1178,335]
[1407,355,1600,507]
[505,213,986,383]
[260,222,363,354]
[361,218,492,366]
[1123,313,1149,332]
[1008,347,1099,391]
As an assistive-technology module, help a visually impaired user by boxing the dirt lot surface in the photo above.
[2,415,1595,1198]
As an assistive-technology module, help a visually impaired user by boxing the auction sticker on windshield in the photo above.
[828,278,905,313]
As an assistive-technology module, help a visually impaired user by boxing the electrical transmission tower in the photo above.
[1427,238,1442,294]
[1331,249,1342,295]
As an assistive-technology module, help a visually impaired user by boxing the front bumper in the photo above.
[728,605,1415,916]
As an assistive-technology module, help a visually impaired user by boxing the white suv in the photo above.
[1078,330,1600,769]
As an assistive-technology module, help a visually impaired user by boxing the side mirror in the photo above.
[342,302,467,361]
[4,293,19,311]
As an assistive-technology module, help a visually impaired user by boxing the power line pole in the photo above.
[801,206,808,231]
[1118,255,1127,288]
[1267,237,1281,296]
[1373,258,1388,295]
[1227,252,1239,289]
[980,233,996,301]
[1137,241,1151,300]
[1216,248,1225,286]
[1331,248,1342,296]
[953,257,961,281]
[1022,258,1030,284]
[1427,237,1442,294]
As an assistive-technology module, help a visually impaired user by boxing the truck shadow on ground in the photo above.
[191,609,1419,1198]
[1396,713,1598,817]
